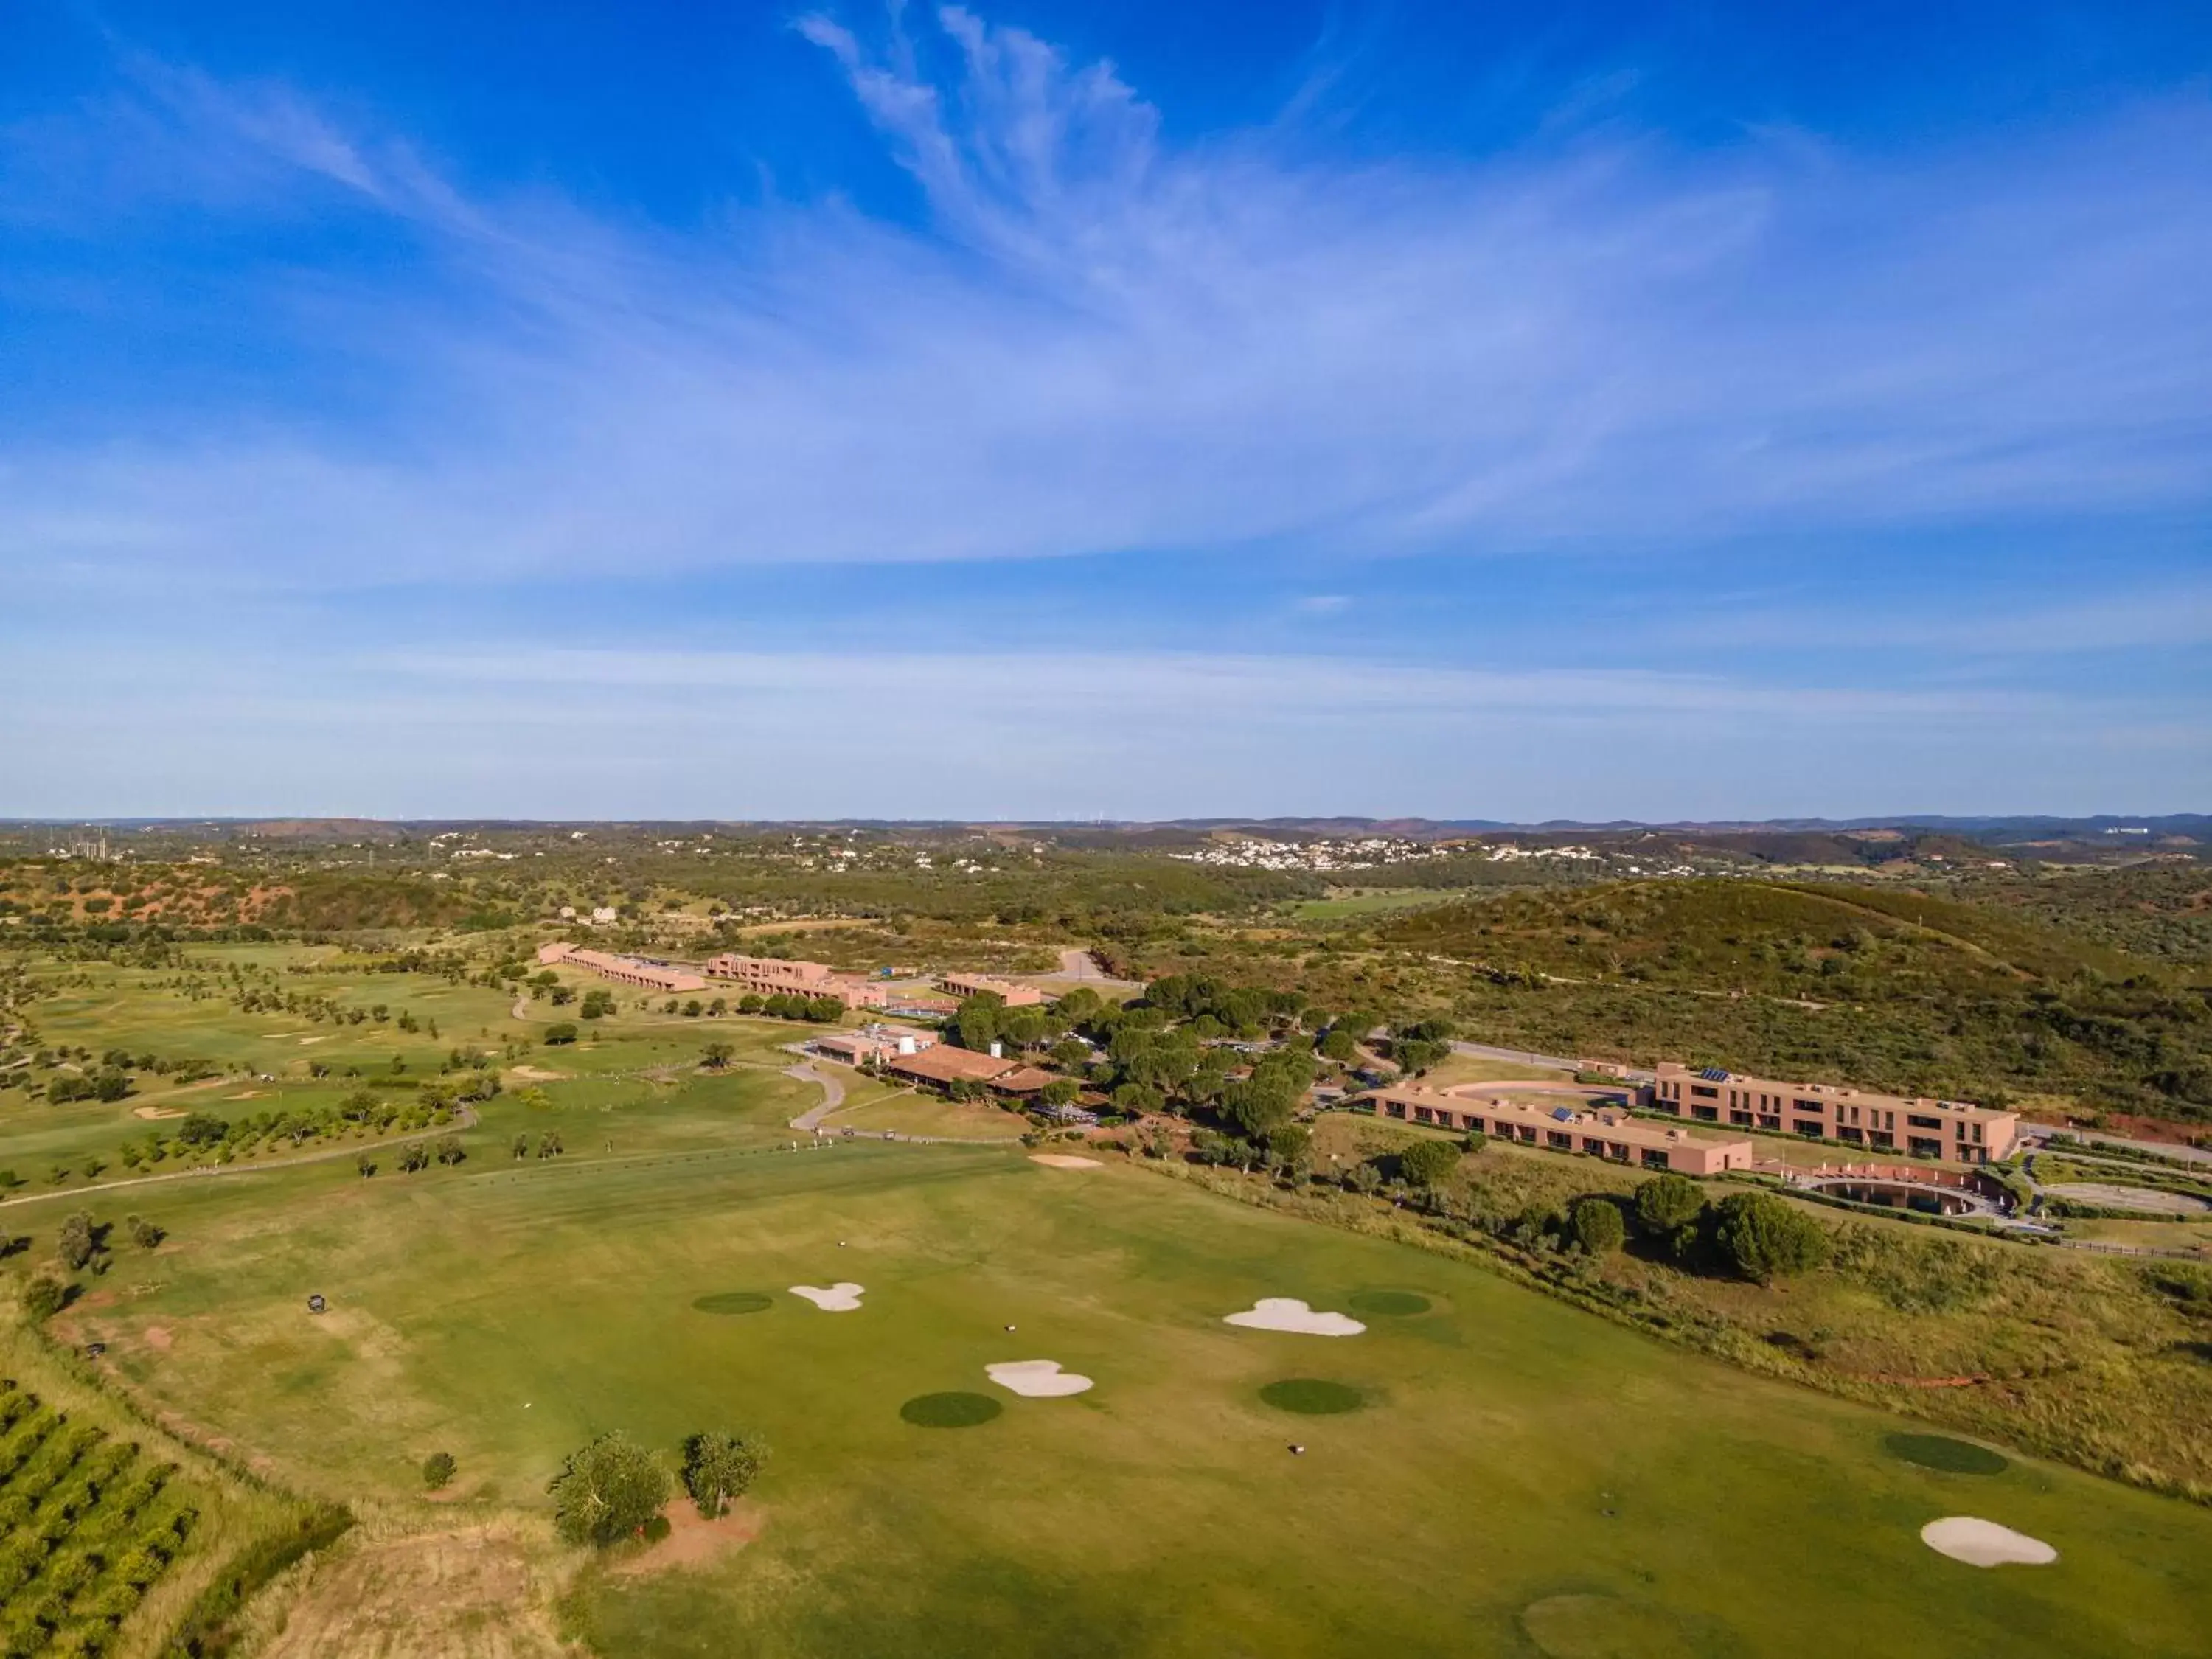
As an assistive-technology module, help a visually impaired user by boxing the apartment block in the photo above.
[1366,1086,1754,1176]
[1651,1062,2019,1163]
[535,942,706,994]
[703,953,887,1009]
[935,972,1045,1007]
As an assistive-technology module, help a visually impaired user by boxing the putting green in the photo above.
[1885,1433,2011,1475]
[692,1292,775,1315]
[900,1392,1003,1428]
[1347,1290,1430,1317]
[1259,1378,1364,1415]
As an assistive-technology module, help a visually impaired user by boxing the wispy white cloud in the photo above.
[1,8,2207,590]
[3,635,2191,821]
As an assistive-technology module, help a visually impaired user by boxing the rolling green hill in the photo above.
[1376,880,2212,1124]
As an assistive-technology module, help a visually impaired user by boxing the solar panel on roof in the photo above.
[1699,1066,1730,1082]
[1551,1106,1576,1121]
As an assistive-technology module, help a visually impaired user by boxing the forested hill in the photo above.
[1375,879,2212,1126]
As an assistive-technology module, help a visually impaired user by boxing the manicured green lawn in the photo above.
[56,1134,2212,1659]
[15,950,2212,1657]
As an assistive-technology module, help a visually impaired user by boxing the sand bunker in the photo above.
[131,1105,189,1121]
[1920,1517,2057,1567]
[789,1282,865,1312]
[1224,1298,1366,1337]
[985,1360,1094,1397]
[1029,1154,1102,1169]
[509,1065,568,1082]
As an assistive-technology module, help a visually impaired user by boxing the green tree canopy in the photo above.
[681,1430,770,1518]
[1397,1138,1460,1189]
[1632,1174,1708,1238]
[1713,1192,1832,1283]
[548,1432,672,1547]
[1568,1196,1627,1255]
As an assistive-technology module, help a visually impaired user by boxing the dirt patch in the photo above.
[132,1105,189,1121]
[1029,1153,1102,1169]
[143,1325,173,1352]
[608,1501,765,1579]
[260,1526,566,1658]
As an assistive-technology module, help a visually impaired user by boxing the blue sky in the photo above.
[2,1,2208,821]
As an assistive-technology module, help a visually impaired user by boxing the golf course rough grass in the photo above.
[692,1292,775,1315]
[1885,1433,2010,1475]
[1347,1290,1431,1318]
[1520,1592,1736,1659]
[1258,1378,1364,1415]
[900,1392,1004,1428]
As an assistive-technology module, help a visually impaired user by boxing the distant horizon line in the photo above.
[6,813,2207,834]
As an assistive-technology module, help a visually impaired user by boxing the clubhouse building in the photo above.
[1367,1085,1754,1176]
[810,1025,938,1067]
[535,942,706,994]
[1651,1062,2020,1163]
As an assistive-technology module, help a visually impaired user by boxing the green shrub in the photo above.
[1713,1192,1832,1283]
[1396,1138,1461,1189]
[21,1276,68,1321]
[421,1451,456,1490]
[1568,1197,1626,1255]
[1633,1173,1707,1237]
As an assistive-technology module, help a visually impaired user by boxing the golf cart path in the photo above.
[785,1064,846,1131]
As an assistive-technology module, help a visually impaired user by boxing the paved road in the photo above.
[2018,1121,2212,1166]
[784,1063,847,1132]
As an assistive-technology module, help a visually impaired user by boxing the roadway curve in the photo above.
[785,1063,847,1133]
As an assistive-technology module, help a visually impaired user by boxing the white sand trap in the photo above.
[1920,1517,2057,1568]
[986,1360,1095,1397]
[789,1282,866,1312]
[1029,1154,1102,1169]
[1223,1298,1366,1337]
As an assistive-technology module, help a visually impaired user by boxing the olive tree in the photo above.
[548,1433,671,1546]
[681,1430,770,1518]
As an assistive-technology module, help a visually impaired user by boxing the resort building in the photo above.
[1650,1062,2020,1163]
[883,1045,1018,1091]
[810,1026,938,1067]
[703,953,887,1009]
[1366,1086,1755,1176]
[935,972,1045,1007]
[535,942,707,994]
